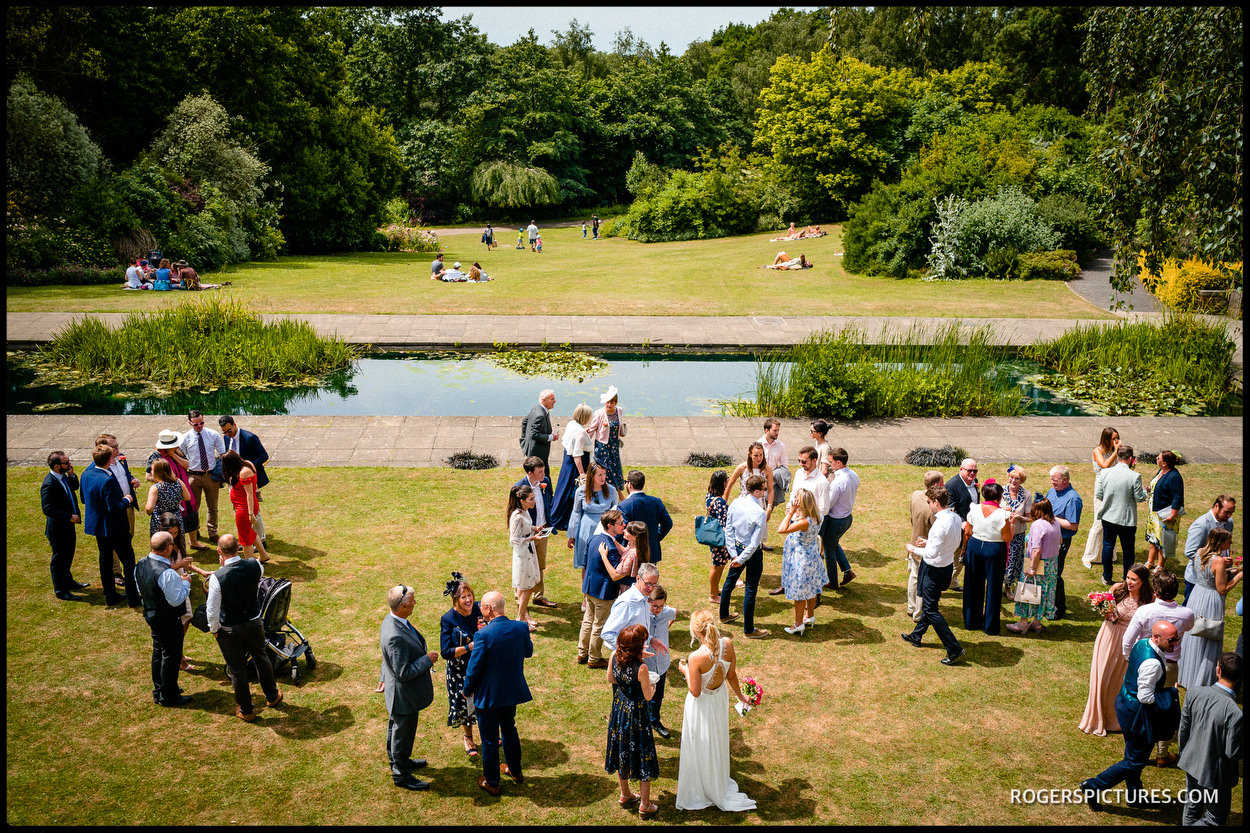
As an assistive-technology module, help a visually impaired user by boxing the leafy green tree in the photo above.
[755,50,921,218]
[469,160,560,208]
[6,77,106,215]
[830,7,1004,74]
[1083,7,1242,294]
[990,6,1090,113]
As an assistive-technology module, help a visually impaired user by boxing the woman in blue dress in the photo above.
[567,462,619,599]
[778,490,827,636]
[550,403,593,532]
[439,572,483,757]
[587,386,627,492]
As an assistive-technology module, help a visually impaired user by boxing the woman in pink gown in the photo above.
[1077,564,1153,735]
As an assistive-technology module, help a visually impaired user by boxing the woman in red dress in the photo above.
[220,450,269,562]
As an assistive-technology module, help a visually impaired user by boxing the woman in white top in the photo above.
[724,442,773,512]
[675,610,756,813]
[506,484,542,631]
[961,480,1014,636]
[1082,426,1120,568]
[550,403,592,533]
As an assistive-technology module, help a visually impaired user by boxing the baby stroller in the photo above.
[257,576,316,684]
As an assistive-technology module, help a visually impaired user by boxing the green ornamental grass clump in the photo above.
[35,296,359,392]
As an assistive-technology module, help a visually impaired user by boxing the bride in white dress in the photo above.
[674,610,756,812]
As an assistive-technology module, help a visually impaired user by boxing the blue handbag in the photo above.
[695,514,725,548]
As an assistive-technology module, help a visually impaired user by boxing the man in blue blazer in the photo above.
[380,584,438,791]
[463,590,534,796]
[617,469,674,564]
[41,451,87,600]
[515,456,557,608]
[220,416,270,541]
[81,443,140,606]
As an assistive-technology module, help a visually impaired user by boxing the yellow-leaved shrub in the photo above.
[1140,255,1241,313]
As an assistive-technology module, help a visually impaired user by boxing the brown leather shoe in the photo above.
[587,658,609,669]
[719,612,740,624]
[575,655,588,665]
[501,762,524,784]
[236,707,256,723]
[1155,752,1179,768]
[532,597,558,608]
[266,691,284,708]
[478,775,501,796]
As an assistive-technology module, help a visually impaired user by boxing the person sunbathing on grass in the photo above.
[783,222,801,240]
[803,225,825,237]
[765,252,812,270]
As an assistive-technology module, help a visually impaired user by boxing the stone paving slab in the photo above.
[8,415,1241,469]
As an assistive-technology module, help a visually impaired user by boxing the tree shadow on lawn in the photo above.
[820,583,896,618]
[846,547,891,569]
[263,536,327,583]
[800,615,883,645]
[267,703,356,739]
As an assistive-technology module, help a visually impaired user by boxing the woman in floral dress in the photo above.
[587,386,627,492]
[703,470,731,604]
[1001,466,1033,599]
[778,490,827,635]
[605,624,659,820]
[439,572,483,756]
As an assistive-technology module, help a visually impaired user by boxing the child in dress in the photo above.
[646,584,677,738]
[535,234,543,253]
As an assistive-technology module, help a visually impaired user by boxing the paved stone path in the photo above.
[7,414,1242,468]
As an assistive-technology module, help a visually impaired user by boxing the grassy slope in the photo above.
[6,462,1240,825]
[6,225,1113,318]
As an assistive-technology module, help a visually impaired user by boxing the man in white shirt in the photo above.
[206,533,282,722]
[526,220,539,251]
[901,486,965,665]
[179,409,225,550]
[821,447,860,589]
[125,260,152,289]
[769,445,828,596]
[718,475,771,639]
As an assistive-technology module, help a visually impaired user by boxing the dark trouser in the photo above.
[1182,772,1232,826]
[216,618,279,714]
[1183,580,1194,605]
[820,514,853,585]
[719,547,763,633]
[648,670,666,726]
[1101,521,1137,584]
[386,711,420,780]
[910,561,961,656]
[97,532,138,603]
[962,537,1007,635]
[47,526,76,593]
[477,704,521,787]
[1052,536,1073,619]
[1088,698,1152,795]
[147,618,185,704]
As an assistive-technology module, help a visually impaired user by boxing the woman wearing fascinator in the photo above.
[439,572,485,757]
[587,386,627,492]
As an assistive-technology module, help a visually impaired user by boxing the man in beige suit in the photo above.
[906,471,945,622]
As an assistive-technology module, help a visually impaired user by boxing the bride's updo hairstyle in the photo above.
[689,609,721,652]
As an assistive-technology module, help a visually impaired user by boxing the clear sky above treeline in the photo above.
[439,5,801,52]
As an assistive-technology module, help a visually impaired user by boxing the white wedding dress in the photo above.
[675,637,756,812]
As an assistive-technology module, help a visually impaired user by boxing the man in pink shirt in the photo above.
[758,418,789,551]
[1121,569,1194,767]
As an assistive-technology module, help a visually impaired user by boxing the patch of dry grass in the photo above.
[5,463,1241,825]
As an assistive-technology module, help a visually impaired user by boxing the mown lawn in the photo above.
[6,462,1239,825]
[6,225,1112,319]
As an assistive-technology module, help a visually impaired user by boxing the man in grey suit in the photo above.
[520,389,560,472]
[1178,652,1242,826]
[380,584,439,791]
[1094,444,1148,585]
[1183,495,1235,604]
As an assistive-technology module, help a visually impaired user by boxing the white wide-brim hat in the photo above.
[156,429,181,449]
[453,262,461,268]
[600,386,619,404]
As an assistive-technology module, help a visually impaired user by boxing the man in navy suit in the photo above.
[380,583,439,791]
[617,470,674,564]
[944,458,979,590]
[96,433,141,589]
[81,442,140,606]
[41,451,88,600]
[516,456,557,608]
[219,415,270,541]
[463,590,534,796]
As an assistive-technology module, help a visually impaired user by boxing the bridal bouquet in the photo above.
[735,676,764,715]
[1087,591,1115,617]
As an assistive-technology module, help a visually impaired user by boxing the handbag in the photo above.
[1189,614,1224,640]
[1014,576,1042,606]
[695,514,725,548]
[210,455,224,484]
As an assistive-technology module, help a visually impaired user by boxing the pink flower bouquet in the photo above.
[1087,591,1115,617]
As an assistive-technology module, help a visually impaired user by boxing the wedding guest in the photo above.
[440,572,483,758]
[674,610,756,811]
[1178,652,1242,826]
[961,480,1014,635]
[379,583,438,791]
[220,450,268,563]
[773,445,829,598]
[1001,466,1033,600]
[703,471,731,604]
[1082,427,1120,569]
[550,403,593,532]
[902,486,965,665]
[615,521,649,594]
[1183,495,1235,603]
[1079,564,1153,736]
[1046,465,1083,619]
[578,509,630,668]
[605,624,659,820]
[906,471,945,623]
[146,429,197,541]
[809,419,833,469]
[778,490,826,635]
[618,470,673,565]
[601,564,665,702]
[645,585,677,739]
[514,457,555,610]
[718,475,772,639]
[145,459,192,538]
[1144,450,1184,572]
[821,447,860,589]
[1177,529,1240,691]
[1094,444,1148,585]
[724,443,772,515]
[758,418,790,545]
[1006,499,1061,634]
[568,463,619,599]
[157,511,196,672]
[506,484,542,631]
[587,386,627,492]
[41,450,84,601]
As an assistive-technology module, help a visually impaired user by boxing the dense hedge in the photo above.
[1017,250,1079,281]
[6,264,125,286]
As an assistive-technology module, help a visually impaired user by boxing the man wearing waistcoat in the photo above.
[207,533,282,722]
[1080,620,1182,811]
[135,531,194,707]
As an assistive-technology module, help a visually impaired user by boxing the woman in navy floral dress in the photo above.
[439,572,483,756]
[605,624,659,819]
[704,470,731,604]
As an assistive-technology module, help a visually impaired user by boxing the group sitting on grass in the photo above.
[124,258,227,291]
[770,223,826,242]
[430,253,491,282]
[764,251,812,270]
